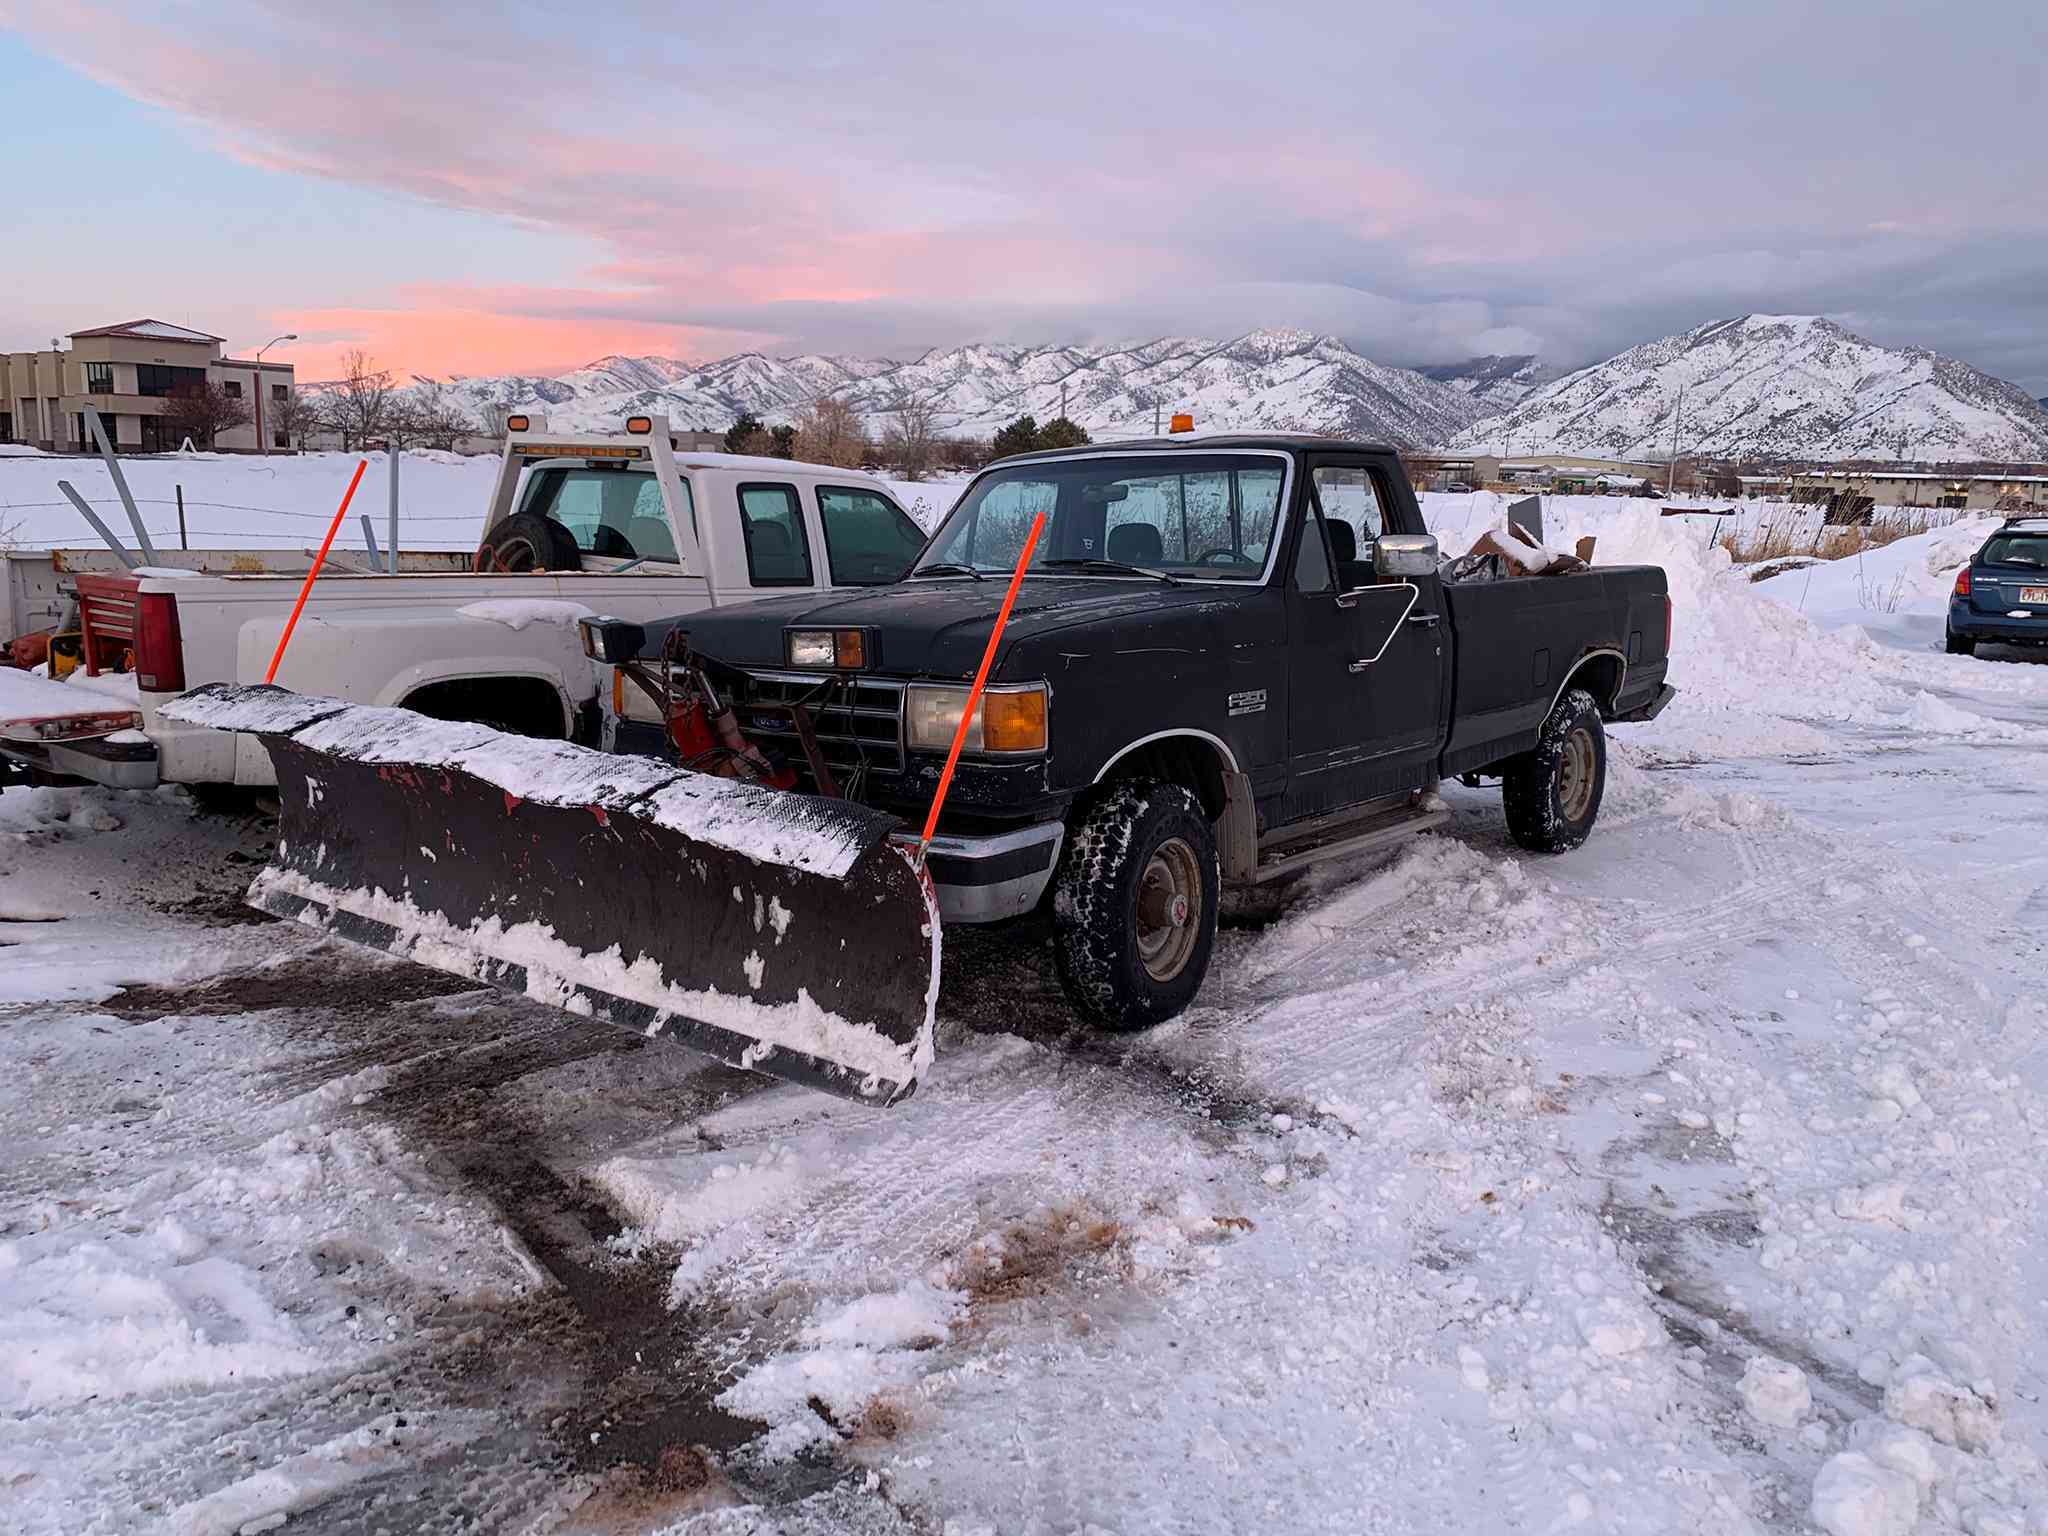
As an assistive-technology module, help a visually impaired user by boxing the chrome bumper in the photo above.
[0,733,160,790]
[892,820,1065,924]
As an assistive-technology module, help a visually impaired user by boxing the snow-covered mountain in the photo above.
[1452,316,2048,463]
[418,330,1495,447]
[1417,354,1559,412]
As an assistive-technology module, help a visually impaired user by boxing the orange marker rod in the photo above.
[917,509,1047,854]
[264,458,368,685]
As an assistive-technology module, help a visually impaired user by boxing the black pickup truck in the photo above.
[592,436,1674,1025]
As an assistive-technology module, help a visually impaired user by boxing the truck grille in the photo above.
[728,670,906,778]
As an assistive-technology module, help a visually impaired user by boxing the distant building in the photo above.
[0,320,296,453]
[1783,469,2048,514]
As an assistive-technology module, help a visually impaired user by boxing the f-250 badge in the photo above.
[1228,688,1267,717]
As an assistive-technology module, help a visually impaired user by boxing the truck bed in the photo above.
[1438,565,1672,778]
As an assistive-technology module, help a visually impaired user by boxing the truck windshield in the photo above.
[912,453,1286,581]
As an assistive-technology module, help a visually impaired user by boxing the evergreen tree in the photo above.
[991,414,1040,460]
[1037,416,1091,450]
[724,411,765,453]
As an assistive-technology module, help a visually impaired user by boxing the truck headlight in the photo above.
[905,682,1048,755]
[786,628,868,669]
[579,616,647,662]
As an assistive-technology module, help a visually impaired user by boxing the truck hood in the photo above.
[678,578,1242,679]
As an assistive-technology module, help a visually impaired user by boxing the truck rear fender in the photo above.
[1557,648,1627,718]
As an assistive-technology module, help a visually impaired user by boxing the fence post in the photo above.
[387,444,400,574]
[176,484,188,551]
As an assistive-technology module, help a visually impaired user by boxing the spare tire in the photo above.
[475,512,582,573]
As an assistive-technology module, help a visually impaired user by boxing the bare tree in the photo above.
[271,386,323,451]
[880,393,939,480]
[791,396,867,469]
[390,382,470,451]
[328,348,393,450]
[160,383,252,450]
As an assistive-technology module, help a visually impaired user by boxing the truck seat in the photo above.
[1325,520,1374,592]
[1107,523,1164,565]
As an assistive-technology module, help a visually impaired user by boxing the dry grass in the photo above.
[1717,506,1942,565]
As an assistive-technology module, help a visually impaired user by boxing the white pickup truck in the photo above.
[0,417,929,791]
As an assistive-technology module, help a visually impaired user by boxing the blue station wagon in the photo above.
[1948,517,2048,655]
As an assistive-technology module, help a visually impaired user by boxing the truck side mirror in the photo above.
[1373,533,1439,579]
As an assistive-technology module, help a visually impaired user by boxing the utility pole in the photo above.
[1665,383,1685,497]
[1060,381,1068,422]
[253,333,297,455]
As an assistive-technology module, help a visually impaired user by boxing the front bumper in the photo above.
[892,819,1065,924]
[0,733,160,789]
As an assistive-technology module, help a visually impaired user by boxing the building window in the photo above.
[85,362,114,394]
[222,380,244,399]
[136,364,208,398]
[272,383,288,402]
[274,430,289,449]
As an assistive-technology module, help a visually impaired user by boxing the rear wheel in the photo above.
[1945,629,1976,656]
[1501,687,1605,854]
[1051,779,1219,1030]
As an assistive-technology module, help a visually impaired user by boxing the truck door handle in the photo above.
[1405,611,1440,628]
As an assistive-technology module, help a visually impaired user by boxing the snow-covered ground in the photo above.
[2,482,2044,1534]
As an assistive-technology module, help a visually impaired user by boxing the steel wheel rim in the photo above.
[1135,836,1202,983]
[1557,727,1597,822]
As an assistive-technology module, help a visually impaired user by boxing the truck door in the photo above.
[1282,459,1445,820]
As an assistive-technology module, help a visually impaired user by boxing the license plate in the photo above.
[2021,586,2048,604]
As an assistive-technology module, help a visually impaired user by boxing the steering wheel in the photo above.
[1194,548,1252,567]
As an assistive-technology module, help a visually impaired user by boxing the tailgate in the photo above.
[0,666,141,744]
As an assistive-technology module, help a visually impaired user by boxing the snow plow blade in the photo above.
[162,683,938,1104]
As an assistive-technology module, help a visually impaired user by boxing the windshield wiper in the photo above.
[1040,558,1180,586]
[912,561,987,581]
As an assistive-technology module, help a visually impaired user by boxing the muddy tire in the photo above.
[1944,629,1976,657]
[1051,779,1219,1031]
[1501,687,1605,854]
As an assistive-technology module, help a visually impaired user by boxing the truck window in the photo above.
[1293,509,1335,593]
[816,485,926,585]
[522,467,681,564]
[1310,467,1383,591]
[737,483,814,586]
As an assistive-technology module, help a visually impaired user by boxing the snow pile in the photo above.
[454,598,594,631]
[1754,516,2001,620]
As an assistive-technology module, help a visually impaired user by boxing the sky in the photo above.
[2,1,2044,392]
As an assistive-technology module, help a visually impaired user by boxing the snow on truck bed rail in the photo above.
[160,683,889,878]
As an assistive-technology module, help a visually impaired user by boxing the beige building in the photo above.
[1,319,297,453]
[1785,469,2048,514]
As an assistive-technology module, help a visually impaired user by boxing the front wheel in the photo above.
[1501,687,1606,854]
[1051,779,1219,1030]
[1944,629,1976,656]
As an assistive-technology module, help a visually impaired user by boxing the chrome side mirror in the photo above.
[1374,533,1439,578]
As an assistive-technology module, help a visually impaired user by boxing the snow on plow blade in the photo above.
[162,683,938,1104]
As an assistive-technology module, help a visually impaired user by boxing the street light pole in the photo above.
[253,333,297,455]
